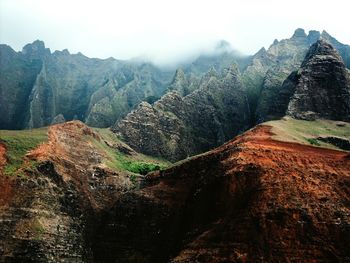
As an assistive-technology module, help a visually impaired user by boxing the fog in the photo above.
[1,0,349,66]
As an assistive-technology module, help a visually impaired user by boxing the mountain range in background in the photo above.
[1,28,350,262]
[1,29,348,127]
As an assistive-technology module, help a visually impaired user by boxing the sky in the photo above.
[1,0,349,65]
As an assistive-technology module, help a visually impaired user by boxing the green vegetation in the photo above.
[92,128,169,175]
[266,117,350,151]
[31,218,45,240]
[121,161,161,175]
[305,138,321,146]
[0,128,47,177]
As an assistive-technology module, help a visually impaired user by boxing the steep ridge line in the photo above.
[116,123,350,262]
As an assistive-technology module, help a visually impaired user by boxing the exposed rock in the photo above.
[0,41,174,129]
[1,118,350,262]
[167,68,193,96]
[317,136,350,151]
[242,29,350,123]
[51,114,66,125]
[114,65,250,161]
[286,40,350,121]
[291,28,307,39]
[0,121,133,262]
[94,124,350,262]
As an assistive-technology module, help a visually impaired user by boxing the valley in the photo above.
[1,27,350,262]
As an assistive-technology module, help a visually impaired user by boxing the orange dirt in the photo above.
[123,124,350,262]
[0,142,6,170]
[0,142,14,206]
[27,121,129,211]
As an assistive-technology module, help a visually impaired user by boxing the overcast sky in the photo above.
[1,0,349,65]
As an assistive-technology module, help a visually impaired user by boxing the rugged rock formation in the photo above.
[0,42,44,129]
[95,123,350,262]
[278,40,350,121]
[0,41,174,129]
[0,121,132,262]
[1,29,349,130]
[1,118,350,262]
[113,65,250,161]
[0,39,249,130]
[242,28,350,123]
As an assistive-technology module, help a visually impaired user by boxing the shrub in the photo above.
[124,161,160,175]
[306,138,320,146]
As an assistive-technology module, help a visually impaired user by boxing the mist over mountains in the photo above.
[1,29,349,131]
[1,25,350,262]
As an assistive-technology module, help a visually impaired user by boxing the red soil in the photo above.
[140,124,350,262]
[0,142,6,170]
[0,142,14,206]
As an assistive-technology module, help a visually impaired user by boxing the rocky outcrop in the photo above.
[1,119,350,262]
[0,121,137,262]
[242,28,350,123]
[286,40,350,121]
[0,43,43,129]
[114,65,250,161]
[1,30,349,129]
[0,39,252,130]
[0,41,174,129]
[94,124,350,262]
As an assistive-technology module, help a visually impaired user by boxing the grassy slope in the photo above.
[0,128,48,177]
[0,126,170,178]
[91,128,170,175]
[266,117,350,151]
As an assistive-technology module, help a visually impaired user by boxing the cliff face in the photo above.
[93,121,350,262]
[0,40,249,130]
[268,40,350,121]
[242,29,350,123]
[0,42,44,129]
[0,41,174,129]
[113,66,250,161]
[286,40,350,121]
[0,122,130,262]
[1,118,350,262]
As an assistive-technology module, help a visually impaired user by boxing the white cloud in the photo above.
[1,0,349,65]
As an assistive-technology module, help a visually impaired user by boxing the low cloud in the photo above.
[1,0,349,66]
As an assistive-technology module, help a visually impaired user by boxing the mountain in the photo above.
[1,29,349,131]
[1,118,349,262]
[0,40,251,130]
[112,30,350,161]
[113,65,250,161]
[269,40,350,121]
[1,28,350,263]
[0,41,174,129]
[287,40,350,120]
[242,29,350,123]
[0,121,169,262]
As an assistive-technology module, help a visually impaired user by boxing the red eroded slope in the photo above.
[97,124,350,262]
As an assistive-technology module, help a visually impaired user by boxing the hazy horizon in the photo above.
[1,0,349,66]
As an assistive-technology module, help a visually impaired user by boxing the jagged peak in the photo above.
[321,30,332,38]
[320,30,339,44]
[255,47,267,57]
[173,67,185,80]
[22,40,45,52]
[302,39,342,66]
[22,40,50,57]
[207,66,218,76]
[292,28,307,39]
[223,64,240,81]
[307,30,321,43]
